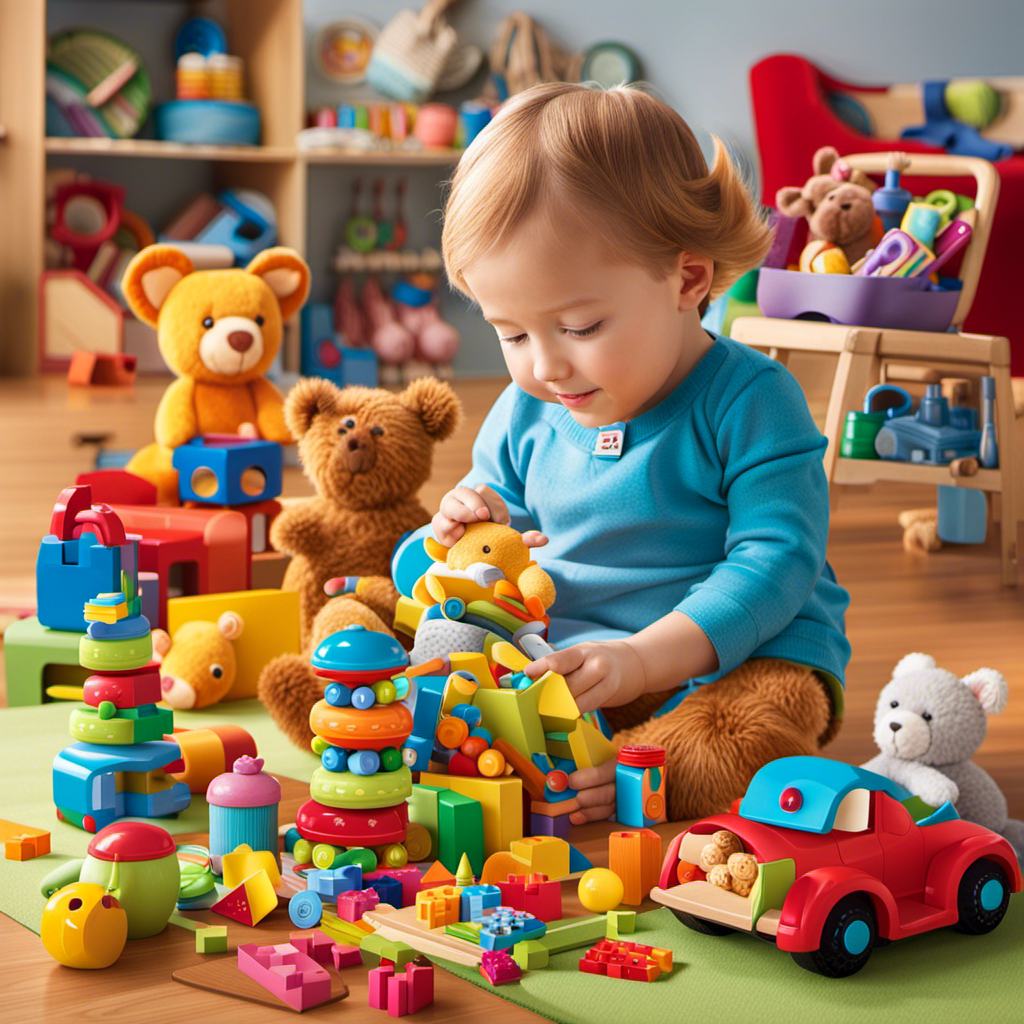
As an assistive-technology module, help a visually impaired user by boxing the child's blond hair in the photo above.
[442,82,772,302]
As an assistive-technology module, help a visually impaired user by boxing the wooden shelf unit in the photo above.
[0,0,465,376]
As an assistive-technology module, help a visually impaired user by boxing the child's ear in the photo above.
[245,247,311,320]
[120,245,194,327]
[675,252,714,312]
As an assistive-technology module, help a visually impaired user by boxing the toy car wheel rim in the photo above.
[952,858,1011,935]
[792,894,876,978]
[841,919,871,955]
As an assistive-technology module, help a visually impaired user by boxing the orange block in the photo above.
[4,832,51,860]
[608,829,662,905]
[419,860,456,892]
[414,885,462,928]
[479,852,521,885]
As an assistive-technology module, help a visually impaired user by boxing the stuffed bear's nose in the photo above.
[348,438,360,451]
[889,721,902,732]
[228,331,253,352]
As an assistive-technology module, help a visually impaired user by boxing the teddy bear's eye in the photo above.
[202,316,214,329]
[345,418,356,428]
[210,664,224,679]
[482,545,491,554]
[254,315,264,326]
[371,426,383,436]
[922,711,932,722]
[890,700,899,708]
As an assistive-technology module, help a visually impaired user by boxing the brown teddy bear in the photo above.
[152,611,244,710]
[775,146,880,266]
[121,245,311,504]
[258,376,462,749]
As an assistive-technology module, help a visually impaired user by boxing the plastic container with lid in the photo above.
[615,745,667,828]
[207,755,281,874]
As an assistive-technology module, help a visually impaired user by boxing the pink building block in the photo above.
[369,963,395,1010]
[237,942,331,1012]
[337,887,380,922]
[405,962,434,1013]
[332,943,363,969]
[479,950,521,986]
[387,974,409,1018]
[288,930,335,965]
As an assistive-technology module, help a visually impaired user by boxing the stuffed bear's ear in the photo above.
[399,377,463,441]
[776,187,811,219]
[151,628,172,659]
[893,652,936,677]
[217,611,244,642]
[962,668,1008,714]
[813,145,840,176]
[284,376,342,439]
[245,247,311,321]
[120,245,194,327]
[424,535,450,562]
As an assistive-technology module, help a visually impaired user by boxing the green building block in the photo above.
[196,926,228,953]
[445,921,483,943]
[471,684,546,760]
[408,784,444,860]
[2,615,88,706]
[68,703,174,745]
[606,910,636,938]
[437,789,484,877]
[538,916,607,954]
[512,939,549,970]
[359,931,419,969]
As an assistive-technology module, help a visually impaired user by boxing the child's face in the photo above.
[463,209,708,427]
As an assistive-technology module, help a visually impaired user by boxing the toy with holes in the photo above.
[172,433,282,506]
[651,756,1023,978]
[53,592,189,832]
[292,625,431,874]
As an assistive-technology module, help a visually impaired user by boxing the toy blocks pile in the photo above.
[579,939,673,983]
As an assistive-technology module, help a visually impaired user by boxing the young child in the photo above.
[434,82,851,823]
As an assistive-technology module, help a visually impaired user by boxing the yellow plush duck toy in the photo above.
[121,244,311,504]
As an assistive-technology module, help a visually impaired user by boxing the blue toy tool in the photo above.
[902,82,1013,161]
[872,160,913,233]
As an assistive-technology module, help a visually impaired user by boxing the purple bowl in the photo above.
[757,268,960,332]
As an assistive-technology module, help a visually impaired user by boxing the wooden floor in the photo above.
[0,373,1021,815]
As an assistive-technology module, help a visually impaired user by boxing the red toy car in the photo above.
[651,756,1022,977]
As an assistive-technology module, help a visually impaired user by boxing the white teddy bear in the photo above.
[863,653,1024,862]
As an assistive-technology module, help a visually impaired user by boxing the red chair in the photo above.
[750,54,1024,375]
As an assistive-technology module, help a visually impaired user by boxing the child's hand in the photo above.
[524,641,645,715]
[567,758,617,825]
[432,483,548,549]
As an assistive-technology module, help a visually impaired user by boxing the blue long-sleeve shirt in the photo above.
[459,334,851,714]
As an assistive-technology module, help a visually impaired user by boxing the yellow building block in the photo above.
[167,589,299,700]
[470,685,546,759]
[567,719,617,770]
[449,651,497,689]
[415,884,463,929]
[441,672,479,715]
[510,836,570,880]
[221,843,281,889]
[490,641,529,672]
[394,595,426,638]
[419,772,523,856]
[535,671,580,730]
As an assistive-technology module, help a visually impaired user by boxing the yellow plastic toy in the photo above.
[577,868,625,913]
[41,883,127,969]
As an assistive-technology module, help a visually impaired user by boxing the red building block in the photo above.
[497,873,562,922]
[288,931,335,965]
[405,962,434,1012]
[579,939,671,982]
[83,664,162,709]
[332,944,363,969]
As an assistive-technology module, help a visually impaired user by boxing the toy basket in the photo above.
[757,152,999,332]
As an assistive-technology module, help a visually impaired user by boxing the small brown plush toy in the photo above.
[121,245,311,504]
[258,376,462,750]
[152,612,244,710]
[775,146,880,266]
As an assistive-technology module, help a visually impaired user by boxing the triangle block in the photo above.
[536,671,580,730]
[419,860,457,891]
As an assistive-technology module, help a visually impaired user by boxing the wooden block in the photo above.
[437,789,484,876]
[420,771,523,857]
[538,916,607,954]
[609,829,662,906]
[510,836,570,880]
[196,926,228,954]
[249,551,290,590]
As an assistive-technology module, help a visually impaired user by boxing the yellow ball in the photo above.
[577,868,624,912]
[41,883,127,969]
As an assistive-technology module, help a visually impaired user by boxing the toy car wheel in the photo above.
[951,858,1010,935]
[669,908,733,936]
[792,894,876,978]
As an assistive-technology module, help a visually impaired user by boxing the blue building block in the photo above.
[479,907,546,950]
[192,189,277,265]
[52,740,190,833]
[301,303,378,387]
[307,864,362,898]
[172,436,282,506]
[405,675,447,772]
[461,884,501,922]
[367,875,402,909]
[567,844,593,874]
[37,532,138,633]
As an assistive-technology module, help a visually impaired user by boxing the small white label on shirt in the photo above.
[594,424,625,459]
